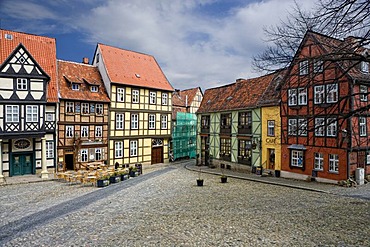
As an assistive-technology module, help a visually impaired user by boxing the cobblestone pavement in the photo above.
[0,160,369,246]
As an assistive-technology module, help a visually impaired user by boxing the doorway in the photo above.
[65,154,74,170]
[151,146,163,164]
[268,148,275,170]
[11,153,33,176]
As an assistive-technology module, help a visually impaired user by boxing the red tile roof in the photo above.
[57,60,110,102]
[0,29,58,102]
[98,44,174,91]
[172,87,201,107]
[198,73,276,113]
[257,70,286,107]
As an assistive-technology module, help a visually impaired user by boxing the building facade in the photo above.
[0,30,58,180]
[93,44,174,166]
[57,60,110,170]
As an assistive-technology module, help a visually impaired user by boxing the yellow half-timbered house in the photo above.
[93,44,174,166]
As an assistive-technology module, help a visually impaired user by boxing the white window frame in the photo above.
[115,141,123,158]
[66,125,74,138]
[131,113,139,129]
[329,154,339,173]
[117,88,125,102]
[326,83,338,103]
[81,126,89,138]
[360,85,368,102]
[314,85,325,104]
[26,105,38,122]
[359,117,367,137]
[315,118,325,136]
[95,126,103,138]
[298,88,307,105]
[90,86,98,92]
[161,115,168,129]
[267,120,275,136]
[288,118,297,135]
[6,105,19,123]
[132,89,139,103]
[291,150,303,167]
[149,114,156,130]
[95,148,102,161]
[149,92,156,104]
[299,60,308,75]
[66,102,74,113]
[81,103,89,114]
[17,78,27,90]
[81,149,88,162]
[162,93,168,105]
[361,61,369,73]
[46,113,53,122]
[95,104,103,115]
[298,118,307,136]
[327,118,337,137]
[116,113,124,130]
[130,140,138,157]
[313,60,323,73]
[288,89,297,106]
[314,152,324,171]
[46,141,54,159]
[72,83,79,90]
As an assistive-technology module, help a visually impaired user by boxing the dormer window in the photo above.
[91,86,98,92]
[17,78,27,90]
[5,33,13,40]
[361,61,369,73]
[72,83,79,90]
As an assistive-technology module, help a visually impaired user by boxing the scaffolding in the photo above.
[172,112,197,160]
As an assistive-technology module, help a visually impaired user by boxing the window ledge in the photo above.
[329,171,339,174]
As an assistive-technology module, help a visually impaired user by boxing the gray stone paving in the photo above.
[0,160,369,246]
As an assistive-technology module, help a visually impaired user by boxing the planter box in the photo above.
[197,179,204,186]
[121,174,129,181]
[129,171,139,177]
[109,176,121,183]
[97,179,109,187]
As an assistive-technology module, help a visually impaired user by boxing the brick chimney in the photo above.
[82,57,89,64]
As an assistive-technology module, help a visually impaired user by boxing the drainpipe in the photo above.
[0,139,4,183]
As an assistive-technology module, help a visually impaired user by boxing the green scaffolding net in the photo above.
[172,112,197,160]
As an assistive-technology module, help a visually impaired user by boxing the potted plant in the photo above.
[120,168,130,181]
[129,166,138,177]
[197,168,204,186]
[97,174,110,187]
[109,171,121,183]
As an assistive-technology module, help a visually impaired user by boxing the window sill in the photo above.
[329,171,339,174]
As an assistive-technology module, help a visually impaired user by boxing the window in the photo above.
[298,118,307,136]
[46,113,53,121]
[361,61,369,73]
[327,118,337,137]
[291,150,304,167]
[329,154,339,172]
[359,117,367,137]
[201,115,210,129]
[116,113,124,130]
[17,78,27,90]
[314,153,323,170]
[162,93,168,105]
[131,113,139,129]
[91,86,98,92]
[360,85,368,102]
[150,92,156,104]
[314,85,325,104]
[288,89,297,106]
[6,105,19,122]
[220,138,231,159]
[267,120,275,136]
[161,115,167,129]
[66,126,74,138]
[239,112,252,127]
[299,60,308,75]
[96,104,103,115]
[326,84,338,103]
[26,105,38,122]
[288,119,297,135]
[117,88,125,102]
[238,140,252,160]
[75,102,80,113]
[5,33,13,40]
[221,113,231,128]
[72,83,79,90]
[95,148,102,160]
[130,140,138,156]
[313,60,323,73]
[66,102,74,113]
[298,88,307,105]
[132,89,139,103]
[115,141,123,158]
[46,141,54,158]
[95,126,103,138]
[149,114,156,129]
[81,126,89,138]
[81,149,88,162]
[315,118,325,136]
[81,103,89,114]
[96,53,100,63]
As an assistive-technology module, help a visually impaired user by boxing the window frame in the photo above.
[329,154,339,173]
[267,120,275,136]
[95,148,102,161]
[95,104,103,115]
[90,86,98,92]
[315,118,325,136]
[299,60,308,75]
[314,152,324,171]
[46,141,54,159]
[162,93,168,105]
[81,149,88,162]
[149,91,156,104]
[116,113,124,130]
[6,105,19,123]
[298,88,307,105]
[131,113,139,130]
[115,141,123,158]
[81,103,89,114]
[326,118,337,137]
[66,102,74,113]
[71,83,79,91]
[66,125,74,138]
[361,61,369,73]
[298,118,307,136]
[149,114,156,129]
[288,118,297,135]
[132,89,139,103]
[291,150,304,168]
[161,114,168,130]
[130,140,138,157]
[117,88,125,102]
[81,126,89,138]
[288,89,297,106]
[26,105,38,123]
[313,60,323,73]
[314,85,325,104]
[17,78,27,90]
[360,85,368,102]
[95,126,103,138]
[326,83,338,103]
[359,117,367,137]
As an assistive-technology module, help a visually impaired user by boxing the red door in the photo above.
[151,147,163,164]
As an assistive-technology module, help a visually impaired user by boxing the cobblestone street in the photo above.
[0,160,369,246]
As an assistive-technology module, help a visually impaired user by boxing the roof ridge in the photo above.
[57,59,95,67]
[98,43,155,58]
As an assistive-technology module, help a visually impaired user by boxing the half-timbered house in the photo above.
[280,31,370,183]
[196,74,275,171]
[93,44,174,166]
[57,59,110,170]
[0,29,58,181]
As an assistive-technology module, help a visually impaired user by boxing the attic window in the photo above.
[91,86,98,92]
[361,61,369,73]
[207,100,211,104]
[227,96,233,100]
[5,34,13,40]
[72,83,79,91]
[135,74,141,78]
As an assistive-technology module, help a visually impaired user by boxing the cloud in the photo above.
[1,0,57,20]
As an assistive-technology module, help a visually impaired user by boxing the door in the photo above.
[268,148,275,170]
[65,154,74,170]
[11,154,33,176]
[201,136,209,165]
[151,147,163,164]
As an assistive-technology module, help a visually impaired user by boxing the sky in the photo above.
[0,0,317,91]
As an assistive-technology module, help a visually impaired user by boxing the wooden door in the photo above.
[11,154,33,176]
[151,147,163,164]
[65,154,74,170]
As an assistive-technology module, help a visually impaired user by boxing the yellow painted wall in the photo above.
[261,106,281,170]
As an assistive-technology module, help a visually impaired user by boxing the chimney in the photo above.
[236,78,245,82]
[82,57,89,64]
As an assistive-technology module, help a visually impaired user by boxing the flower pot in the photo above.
[121,174,129,181]
[97,179,109,187]
[197,179,204,186]
[129,171,137,177]
[109,176,121,183]
[221,176,227,183]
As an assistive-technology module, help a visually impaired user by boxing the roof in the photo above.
[197,73,276,113]
[172,87,201,107]
[0,29,58,103]
[57,60,110,102]
[257,70,286,107]
[97,43,174,91]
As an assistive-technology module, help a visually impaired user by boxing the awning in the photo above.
[287,144,307,150]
